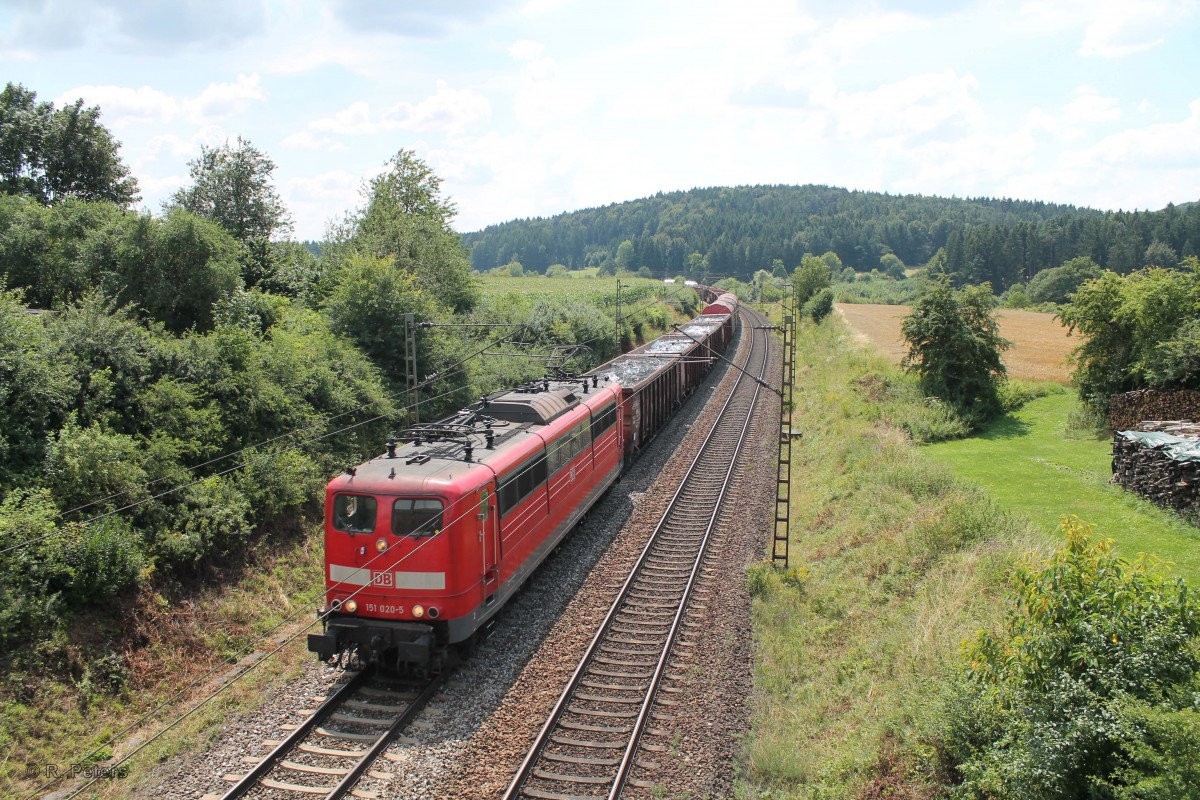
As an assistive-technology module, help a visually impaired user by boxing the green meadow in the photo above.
[923,390,1200,583]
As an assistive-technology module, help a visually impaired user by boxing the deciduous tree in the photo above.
[168,137,291,289]
[901,280,1008,425]
[792,254,831,307]
[0,82,138,206]
[339,149,477,312]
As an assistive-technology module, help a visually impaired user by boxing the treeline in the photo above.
[461,184,1200,288]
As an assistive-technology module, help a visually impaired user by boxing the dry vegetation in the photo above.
[836,303,1075,383]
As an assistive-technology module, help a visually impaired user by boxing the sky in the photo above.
[2,0,1198,241]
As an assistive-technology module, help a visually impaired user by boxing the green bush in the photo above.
[1107,702,1200,799]
[804,287,834,323]
[0,284,72,484]
[901,280,1009,428]
[1058,260,1200,409]
[236,448,324,525]
[42,418,149,516]
[153,475,251,568]
[792,254,831,307]
[941,517,1200,799]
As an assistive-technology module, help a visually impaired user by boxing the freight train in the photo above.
[307,290,740,674]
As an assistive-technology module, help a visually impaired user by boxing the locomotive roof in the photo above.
[485,384,581,425]
[329,378,618,496]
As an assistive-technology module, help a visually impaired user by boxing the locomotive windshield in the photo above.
[332,494,376,533]
[393,498,444,537]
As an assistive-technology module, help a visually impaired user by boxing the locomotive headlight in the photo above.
[344,599,358,614]
[412,604,425,618]
[375,538,387,552]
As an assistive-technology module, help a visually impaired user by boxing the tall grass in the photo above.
[745,321,1046,798]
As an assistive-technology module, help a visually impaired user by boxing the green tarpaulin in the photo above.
[1117,430,1200,463]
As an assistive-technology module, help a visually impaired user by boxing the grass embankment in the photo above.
[923,391,1200,583]
[2,530,323,800]
[747,317,1200,798]
[745,321,1047,798]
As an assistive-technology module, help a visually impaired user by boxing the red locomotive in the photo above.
[308,292,738,673]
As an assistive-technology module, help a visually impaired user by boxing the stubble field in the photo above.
[836,302,1076,383]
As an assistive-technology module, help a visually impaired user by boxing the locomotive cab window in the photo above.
[393,498,444,537]
[333,494,376,533]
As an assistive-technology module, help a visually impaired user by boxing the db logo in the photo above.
[372,571,394,587]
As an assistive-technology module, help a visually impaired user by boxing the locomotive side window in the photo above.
[333,494,376,533]
[594,403,616,434]
[547,419,593,474]
[392,498,444,537]
[498,451,548,516]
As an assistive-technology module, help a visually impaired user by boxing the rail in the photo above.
[503,306,771,800]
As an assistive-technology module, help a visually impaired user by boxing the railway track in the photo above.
[503,308,772,800]
[202,667,441,800]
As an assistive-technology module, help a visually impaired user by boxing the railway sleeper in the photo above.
[532,769,612,785]
[567,706,638,718]
[541,753,620,767]
[549,734,625,749]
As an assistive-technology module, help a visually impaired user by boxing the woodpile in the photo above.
[1109,389,1200,431]
[1112,430,1200,515]
[1137,421,1200,437]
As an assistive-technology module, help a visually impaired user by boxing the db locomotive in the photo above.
[307,291,739,673]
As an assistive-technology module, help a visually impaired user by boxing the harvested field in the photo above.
[836,303,1076,383]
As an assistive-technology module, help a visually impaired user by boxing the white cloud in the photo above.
[284,170,364,238]
[311,101,377,134]
[514,57,592,127]
[1062,87,1122,125]
[328,0,518,37]
[825,69,981,142]
[280,131,348,152]
[54,84,179,127]
[521,0,570,14]
[509,39,544,61]
[1081,98,1200,168]
[137,133,203,164]
[381,81,491,134]
[56,75,266,128]
[0,0,266,53]
[1017,0,1194,58]
[185,74,266,121]
[308,83,490,136]
[1023,87,1123,144]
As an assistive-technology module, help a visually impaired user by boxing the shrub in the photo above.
[236,448,324,525]
[803,287,834,323]
[941,517,1200,799]
[792,254,831,306]
[42,418,149,517]
[0,284,72,485]
[1058,261,1200,409]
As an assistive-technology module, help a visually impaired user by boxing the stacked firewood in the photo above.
[1137,420,1200,437]
[1111,429,1200,514]
[1109,389,1200,431]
